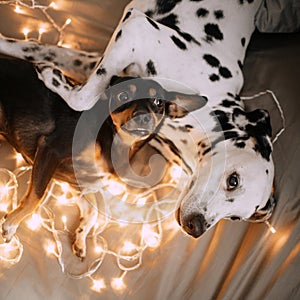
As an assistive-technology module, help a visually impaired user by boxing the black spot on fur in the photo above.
[168,123,176,130]
[157,14,201,45]
[89,61,96,69]
[214,10,224,19]
[122,11,132,22]
[221,99,238,108]
[212,110,234,131]
[24,56,34,61]
[157,13,179,30]
[115,30,122,41]
[44,56,54,62]
[224,131,239,140]
[203,147,211,156]
[209,74,220,81]
[239,0,254,4]
[7,39,17,43]
[219,66,232,78]
[156,0,182,14]
[204,23,223,41]
[146,60,157,75]
[145,10,154,18]
[196,8,209,17]
[178,31,200,45]
[146,17,160,30]
[241,37,246,46]
[171,35,187,50]
[52,78,60,87]
[235,141,246,148]
[53,69,62,80]
[96,67,107,76]
[203,54,220,67]
[253,137,272,161]
[226,198,235,203]
[266,169,269,174]
[185,124,193,130]
[160,136,182,158]
[181,139,187,144]
[73,59,82,66]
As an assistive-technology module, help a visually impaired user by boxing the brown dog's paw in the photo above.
[1,218,18,243]
[72,240,86,261]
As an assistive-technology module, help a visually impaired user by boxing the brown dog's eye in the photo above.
[117,91,129,102]
[227,173,239,191]
[153,98,163,108]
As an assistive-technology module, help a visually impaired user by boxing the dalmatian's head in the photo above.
[106,76,207,143]
[176,106,275,238]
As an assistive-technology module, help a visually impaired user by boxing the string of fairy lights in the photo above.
[0,159,184,293]
[0,0,72,45]
[0,0,278,295]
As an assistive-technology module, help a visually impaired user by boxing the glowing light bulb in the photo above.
[265,220,276,234]
[26,213,43,231]
[106,180,126,196]
[91,278,106,292]
[59,182,71,194]
[111,277,126,291]
[0,185,9,199]
[143,226,161,248]
[14,5,23,14]
[22,28,30,39]
[0,202,9,212]
[136,197,147,207]
[44,240,56,256]
[49,2,58,9]
[15,152,24,166]
[94,245,103,254]
[65,18,72,25]
[170,164,182,181]
[122,241,136,253]
[61,215,67,230]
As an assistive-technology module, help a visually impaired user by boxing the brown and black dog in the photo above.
[0,57,206,257]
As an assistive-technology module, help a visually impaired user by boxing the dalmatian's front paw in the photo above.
[1,216,18,243]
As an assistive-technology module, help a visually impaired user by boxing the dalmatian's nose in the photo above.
[183,213,206,238]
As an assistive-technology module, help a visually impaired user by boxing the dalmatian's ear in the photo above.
[247,191,276,223]
[166,92,208,118]
[244,109,273,161]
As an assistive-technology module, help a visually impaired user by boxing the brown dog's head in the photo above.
[105,76,207,142]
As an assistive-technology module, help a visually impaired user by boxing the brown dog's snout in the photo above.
[132,110,152,127]
[182,213,206,238]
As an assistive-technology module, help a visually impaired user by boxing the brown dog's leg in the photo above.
[72,193,98,259]
[1,138,61,242]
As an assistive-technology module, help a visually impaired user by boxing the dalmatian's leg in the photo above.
[0,34,99,82]
[29,9,171,111]
[72,193,98,259]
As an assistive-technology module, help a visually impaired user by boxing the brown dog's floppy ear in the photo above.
[166,92,207,118]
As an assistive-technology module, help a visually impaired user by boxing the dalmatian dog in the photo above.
[0,0,275,239]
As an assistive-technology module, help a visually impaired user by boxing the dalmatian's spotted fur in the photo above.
[0,0,275,238]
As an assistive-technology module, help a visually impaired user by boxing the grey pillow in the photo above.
[255,0,300,32]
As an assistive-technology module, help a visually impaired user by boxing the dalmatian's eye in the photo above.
[153,98,163,108]
[227,172,240,191]
[117,91,130,102]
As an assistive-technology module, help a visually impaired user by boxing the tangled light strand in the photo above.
[0,154,183,293]
[0,0,72,44]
